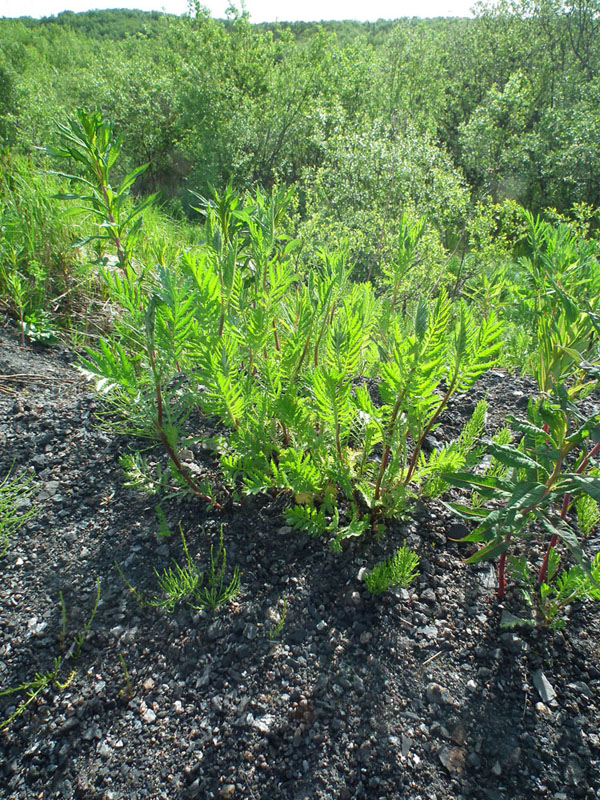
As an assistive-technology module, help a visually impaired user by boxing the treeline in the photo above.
[1,3,599,277]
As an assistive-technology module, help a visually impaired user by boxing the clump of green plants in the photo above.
[0,151,86,340]
[444,211,600,626]
[0,580,100,731]
[0,657,75,732]
[117,527,241,612]
[504,549,600,630]
[364,545,420,595]
[0,467,36,556]
[445,395,600,599]
[52,110,502,550]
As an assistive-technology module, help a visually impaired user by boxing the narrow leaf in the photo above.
[464,537,509,564]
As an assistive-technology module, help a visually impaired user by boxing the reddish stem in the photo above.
[537,440,600,584]
[150,350,218,506]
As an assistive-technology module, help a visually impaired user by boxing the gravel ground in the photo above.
[1,318,599,800]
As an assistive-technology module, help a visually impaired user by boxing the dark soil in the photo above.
[1,318,599,800]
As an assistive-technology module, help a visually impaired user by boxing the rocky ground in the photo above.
[1,317,599,800]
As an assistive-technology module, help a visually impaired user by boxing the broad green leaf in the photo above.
[442,471,514,496]
[566,417,600,449]
[71,234,110,248]
[442,502,493,520]
[505,415,547,439]
[117,162,150,196]
[564,474,600,502]
[506,481,548,510]
[487,442,544,472]
[537,512,584,564]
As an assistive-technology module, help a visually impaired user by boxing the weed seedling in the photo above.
[364,546,420,595]
[116,526,241,613]
[0,466,36,555]
[504,549,600,630]
[118,653,134,698]
[0,580,101,731]
[268,596,288,639]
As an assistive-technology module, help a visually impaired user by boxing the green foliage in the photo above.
[62,110,502,537]
[459,71,539,204]
[422,399,488,498]
[576,486,600,537]
[513,210,600,395]
[0,580,100,731]
[1,8,600,639]
[268,596,288,639]
[444,392,600,600]
[0,467,36,556]
[506,549,600,630]
[0,152,89,336]
[46,109,156,271]
[3,3,600,217]
[298,120,469,283]
[285,504,329,537]
[120,526,241,612]
[364,546,420,595]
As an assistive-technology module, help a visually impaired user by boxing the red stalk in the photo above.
[537,440,600,584]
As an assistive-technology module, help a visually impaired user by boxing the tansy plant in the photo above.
[53,111,502,549]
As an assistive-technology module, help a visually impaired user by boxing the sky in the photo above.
[0,0,476,23]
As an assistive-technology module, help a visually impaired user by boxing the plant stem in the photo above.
[272,318,281,352]
[313,303,333,367]
[150,350,217,505]
[374,395,402,501]
[404,378,456,486]
[94,162,126,268]
[497,550,508,600]
[537,440,600,584]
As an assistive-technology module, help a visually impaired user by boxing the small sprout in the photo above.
[0,466,37,556]
[116,526,241,613]
[118,653,134,699]
[268,597,288,639]
[0,581,101,731]
[364,546,420,596]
